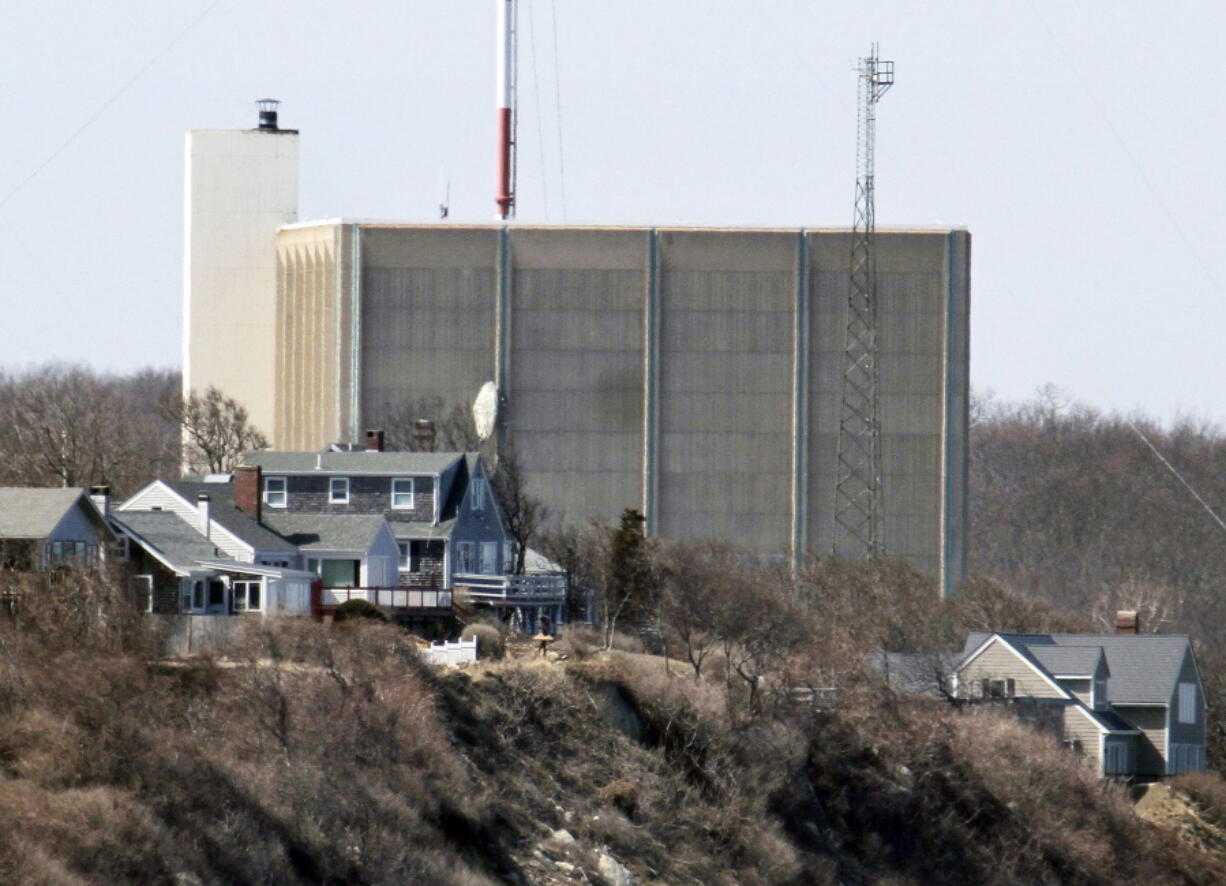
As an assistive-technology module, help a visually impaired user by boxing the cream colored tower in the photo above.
[182,103,298,439]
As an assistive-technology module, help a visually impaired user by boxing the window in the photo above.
[398,542,414,572]
[191,580,205,610]
[306,558,320,575]
[480,541,498,575]
[1094,676,1107,709]
[1179,682,1197,724]
[264,476,287,508]
[329,477,350,503]
[232,580,261,612]
[456,541,476,573]
[470,477,485,512]
[980,678,1015,699]
[391,478,415,509]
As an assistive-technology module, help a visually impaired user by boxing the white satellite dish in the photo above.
[473,381,499,441]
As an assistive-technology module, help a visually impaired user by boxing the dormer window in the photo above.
[391,478,415,509]
[264,476,287,508]
[470,477,486,512]
[329,477,350,504]
[1094,675,1107,709]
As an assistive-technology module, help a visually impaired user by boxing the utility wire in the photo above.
[550,0,567,219]
[1026,1,1225,297]
[526,0,550,217]
[0,0,225,215]
[1127,420,1226,536]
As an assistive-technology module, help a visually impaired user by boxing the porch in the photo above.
[317,585,454,618]
[455,573,567,635]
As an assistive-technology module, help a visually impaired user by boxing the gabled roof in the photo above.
[0,487,96,539]
[167,480,297,552]
[1028,645,1105,678]
[114,511,224,574]
[963,631,1192,705]
[241,450,464,475]
[261,514,389,552]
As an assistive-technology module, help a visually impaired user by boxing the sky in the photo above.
[2,1,1224,426]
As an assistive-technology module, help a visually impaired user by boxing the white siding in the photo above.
[120,483,253,562]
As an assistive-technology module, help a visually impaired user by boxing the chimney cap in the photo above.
[90,485,110,495]
[1115,610,1140,634]
[197,493,211,502]
[256,98,280,131]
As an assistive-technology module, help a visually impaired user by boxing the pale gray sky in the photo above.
[2,1,1223,425]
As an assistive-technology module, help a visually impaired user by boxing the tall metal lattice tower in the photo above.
[833,46,894,558]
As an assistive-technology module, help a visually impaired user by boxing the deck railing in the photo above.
[454,573,566,602]
[321,586,453,611]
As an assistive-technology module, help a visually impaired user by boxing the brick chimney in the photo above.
[1115,610,1140,635]
[365,429,385,452]
[413,419,436,452]
[234,464,262,522]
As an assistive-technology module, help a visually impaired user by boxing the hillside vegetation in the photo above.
[2,573,1225,885]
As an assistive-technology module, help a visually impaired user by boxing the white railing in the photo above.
[454,572,566,601]
[419,637,478,666]
[322,586,452,610]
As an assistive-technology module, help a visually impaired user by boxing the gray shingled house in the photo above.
[239,434,566,632]
[952,628,1206,779]
[0,486,118,572]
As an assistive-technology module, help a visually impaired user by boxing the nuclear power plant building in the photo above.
[184,120,970,594]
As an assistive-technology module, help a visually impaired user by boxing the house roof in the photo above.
[0,487,92,539]
[261,513,389,552]
[1028,645,1105,678]
[241,450,464,475]
[167,480,297,552]
[963,632,1191,705]
[114,511,224,573]
[391,519,455,540]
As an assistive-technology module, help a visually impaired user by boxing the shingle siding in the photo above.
[279,475,436,521]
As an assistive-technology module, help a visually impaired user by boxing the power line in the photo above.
[526,0,550,217]
[1127,420,1226,536]
[0,0,225,215]
[1026,1,1225,298]
[550,0,567,219]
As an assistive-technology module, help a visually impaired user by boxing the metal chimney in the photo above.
[256,98,280,131]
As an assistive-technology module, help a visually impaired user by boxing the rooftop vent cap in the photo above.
[256,98,280,131]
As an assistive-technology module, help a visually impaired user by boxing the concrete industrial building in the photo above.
[184,115,970,594]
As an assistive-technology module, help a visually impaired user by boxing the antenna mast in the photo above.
[496,0,518,219]
[833,45,894,558]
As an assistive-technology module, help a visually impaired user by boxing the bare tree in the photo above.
[161,386,268,474]
[378,395,483,452]
[0,363,179,495]
[489,445,548,574]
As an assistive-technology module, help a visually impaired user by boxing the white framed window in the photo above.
[1094,676,1107,709]
[232,580,262,612]
[391,478,415,509]
[329,477,350,503]
[191,580,205,610]
[398,542,413,572]
[264,476,287,508]
[456,541,476,573]
[1179,682,1197,724]
[981,678,1015,699]
[480,541,498,575]
[470,477,485,512]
